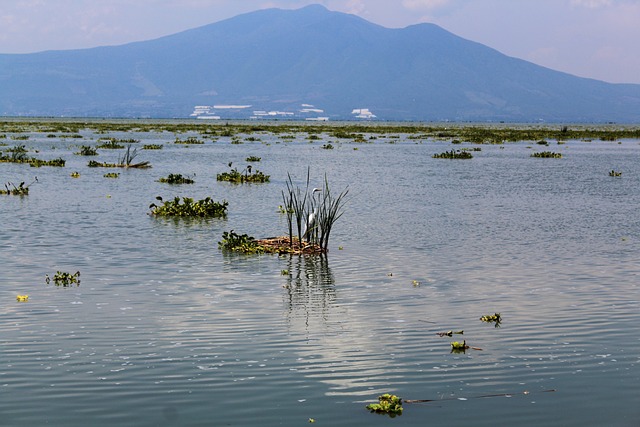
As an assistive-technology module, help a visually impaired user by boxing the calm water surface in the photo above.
[1,125,639,426]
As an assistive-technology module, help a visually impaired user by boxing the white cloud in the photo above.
[402,0,450,10]
[570,0,612,8]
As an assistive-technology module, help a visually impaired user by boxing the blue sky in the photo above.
[1,0,639,84]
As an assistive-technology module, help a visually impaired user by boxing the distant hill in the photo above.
[1,4,639,122]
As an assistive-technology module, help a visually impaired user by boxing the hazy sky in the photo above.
[1,0,639,84]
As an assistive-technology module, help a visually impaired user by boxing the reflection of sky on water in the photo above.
[2,128,640,425]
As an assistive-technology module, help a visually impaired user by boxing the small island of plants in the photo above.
[433,149,473,159]
[149,196,228,218]
[216,165,270,183]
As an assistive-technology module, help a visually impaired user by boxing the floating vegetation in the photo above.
[71,172,80,178]
[16,295,29,302]
[609,170,622,177]
[432,149,473,159]
[28,157,66,168]
[245,156,261,162]
[75,145,98,156]
[450,341,467,351]
[174,136,203,144]
[216,165,270,183]
[436,330,464,337]
[97,139,124,149]
[1,180,32,196]
[321,143,334,149]
[218,233,324,255]
[103,172,119,178]
[0,145,63,167]
[149,196,228,218]
[158,173,195,184]
[142,144,163,150]
[87,145,150,168]
[480,312,502,327]
[218,231,264,254]
[365,394,403,417]
[451,340,483,352]
[46,271,81,287]
[531,151,562,158]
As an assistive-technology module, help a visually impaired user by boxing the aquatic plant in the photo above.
[218,230,264,254]
[149,196,228,218]
[365,394,403,417]
[75,145,98,156]
[281,170,348,253]
[16,295,29,302]
[142,144,163,150]
[28,157,66,167]
[1,181,32,196]
[314,176,349,251]
[609,170,622,177]
[450,340,482,352]
[46,271,81,287]
[70,172,80,178]
[480,312,502,327]
[436,330,464,337]
[321,143,334,149]
[531,151,562,158]
[174,136,203,144]
[245,156,261,162]
[103,172,120,178]
[216,165,270,183]
[450,341,468,351]
[158,173,195,184]
[97,139,124,149]
[433,149,473,159]
[87,145,150,168]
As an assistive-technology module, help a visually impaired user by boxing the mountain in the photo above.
[1,4,639,122]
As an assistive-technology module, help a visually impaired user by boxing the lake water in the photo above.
[1,123,639,426]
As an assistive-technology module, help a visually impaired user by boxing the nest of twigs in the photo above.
[256,236,326,255]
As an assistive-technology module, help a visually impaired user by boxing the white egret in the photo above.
[302,188,322,242]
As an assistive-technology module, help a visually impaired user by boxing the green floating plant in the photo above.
[450,341,468,351]
[432,149,473,159]
[609,170,622,177]
[245,156,261,162]
[75,145,98,156]
[450,340,482,352]
[366,394,403,417]
[174,137,203,144]
[216,165,270,183]
[480,312,502,327]
[531,151,562,158]
[46,271,81,287]
[149,196,228,218]
[218,230,264,254]
[157,173,195,184]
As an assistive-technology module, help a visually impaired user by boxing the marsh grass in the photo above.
[281,169,348,253]
[88,145,151,168]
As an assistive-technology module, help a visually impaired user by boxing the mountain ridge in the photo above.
[1,4,639,122]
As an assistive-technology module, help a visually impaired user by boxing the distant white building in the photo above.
[351,108,376,119]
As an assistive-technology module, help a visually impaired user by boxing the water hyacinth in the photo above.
[149,196,228,218]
